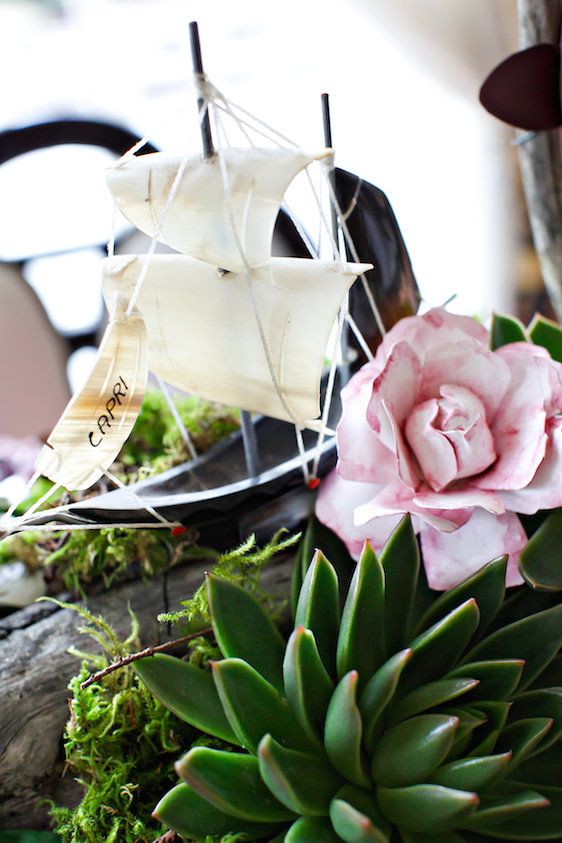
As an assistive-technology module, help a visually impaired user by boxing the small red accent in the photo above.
[307,477,321,490]
[171,525,188,536]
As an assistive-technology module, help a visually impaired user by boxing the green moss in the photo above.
[157,530,300,628]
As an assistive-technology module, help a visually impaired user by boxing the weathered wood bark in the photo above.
[0,556,293,829]
[516,0,562,320]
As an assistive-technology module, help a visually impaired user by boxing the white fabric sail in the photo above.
[36,297,148,490]
[106,148,330,272]
[103,255,371,426]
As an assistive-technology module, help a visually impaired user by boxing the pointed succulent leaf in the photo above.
[475,782,562,840]
[295,549,340,674]
[379,515,420,649]
[529,313,562,363]
[388,677,479,726]
[330,801,390,842]
[491,313,528,349]
[285,816,341,841]
[371,714,460,788]
[447,659,524,700]
[257,734,343,816]
[331,785,391,843]
[153,782,281,840]
[206,574,285,691]
[325,671,370,787]
[135,654,239,745]
[291,516,354,618]
[509,688,562,752]
[337,541,386,690]
[462,604,562,690]
[211,658,309,753]
[519,509,562,592]
[376,784,479,834]
[283,626,333,746]
[462,789,549,833]
[176,747,295,822]
[442,707,486,761]
[417,557,506,638]
[495,717,553,771]
[430,752,512,791]
[359,649,412,751]
[399,599,480,696]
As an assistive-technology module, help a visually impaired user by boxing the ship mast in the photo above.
[188,21,261,478]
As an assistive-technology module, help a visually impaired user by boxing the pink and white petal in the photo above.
[405,399,458,491]
[380,308,489,365]
[420,510,526,591]
[337,364,397,484]
[382,399,422,490]
[420,341,511,421]
[475,348,554,490]
[414,486,505,515]
[315,470,404,560]
[500,417,562,514]
[353,481,469,532]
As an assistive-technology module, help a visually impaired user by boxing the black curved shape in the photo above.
[0,119,158,165]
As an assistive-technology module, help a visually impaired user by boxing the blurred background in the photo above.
[0,0,548,466]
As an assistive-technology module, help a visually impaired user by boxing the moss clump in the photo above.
[48,603,195,843]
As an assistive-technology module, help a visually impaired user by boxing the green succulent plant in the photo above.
[136,516,562,842]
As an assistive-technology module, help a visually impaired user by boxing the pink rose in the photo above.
[316,308,562,589]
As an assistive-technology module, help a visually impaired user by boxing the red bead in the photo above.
[171,525,188,536]
[307,477,321,490]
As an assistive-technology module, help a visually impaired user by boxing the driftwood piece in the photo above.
[0,556,293,829]
[516,0,562,321]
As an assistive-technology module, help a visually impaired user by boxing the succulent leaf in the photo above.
[153,782,280,839]
[176,747,295,822]
[462,788,549,833]
[462,604,562,690]
[528,313,562,363]
[519,509,562,593]
[447,660,524,701]
[258,734,343,815]
[295,549,340,674]
[285,816,341,841]
[376,784,479,833]
[490,313,528,349]
[430,753,512,791]
[417,557,506,638]
[388,677,480,725]
[206,574,285,691]
[508,688,562,751]
[337,541,386,690]
[480,783,562,839]
[330,785,391,843]
[495,718,553,771]
[284,625,334,746]
[399,599,480,696]
[379,514,420,649]
[211,658,310,752]
[371,714,460,787]
[325,671,370,787]
[359,649,412,751]
[134,653,239,744]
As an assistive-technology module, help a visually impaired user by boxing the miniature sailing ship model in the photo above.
[3,23,418,536]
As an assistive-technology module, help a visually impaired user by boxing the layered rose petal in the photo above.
[337,361,397,484]
[404,398,458,491]
[379,308,489,365]
[366,342,422,489]
[500,417,562,514]
[474,345,555,491]
[420,341,511,420]
[420,509,526,590]
[316,470,405,559]
[353,480,471,532]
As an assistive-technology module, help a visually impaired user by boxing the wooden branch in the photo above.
[516,0,562,321]
[0,554,293,829]
[79,626,213,689]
